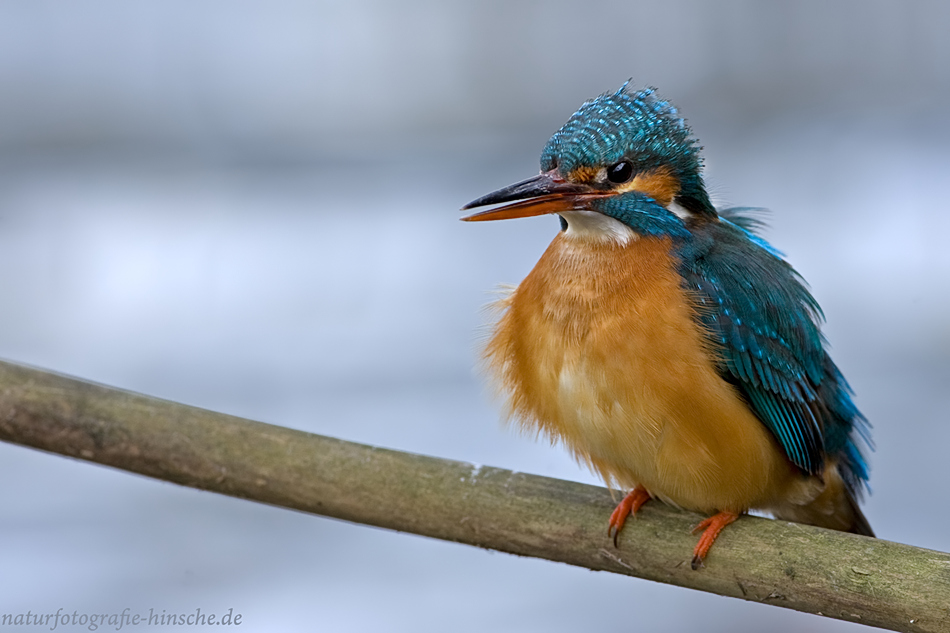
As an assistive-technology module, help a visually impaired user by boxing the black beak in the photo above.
[461,170,601,222]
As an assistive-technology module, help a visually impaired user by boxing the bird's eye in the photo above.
[607,161,634,184]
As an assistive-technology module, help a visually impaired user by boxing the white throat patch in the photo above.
[560,211,637,246]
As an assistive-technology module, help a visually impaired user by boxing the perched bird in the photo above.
[462,83,873,569]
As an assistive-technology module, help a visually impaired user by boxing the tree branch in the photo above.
[0,359,943,632]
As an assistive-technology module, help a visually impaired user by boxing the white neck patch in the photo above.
[559,210,637,246]
[667,200,692,220]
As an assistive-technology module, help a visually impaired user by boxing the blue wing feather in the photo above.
[679,209,869,491]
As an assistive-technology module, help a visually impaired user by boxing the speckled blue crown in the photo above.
[540,83,704,182]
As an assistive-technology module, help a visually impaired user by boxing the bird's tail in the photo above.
[845,489,875,537]
[772,461,874,537]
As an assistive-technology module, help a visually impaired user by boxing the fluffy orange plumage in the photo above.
[484,232,819,515]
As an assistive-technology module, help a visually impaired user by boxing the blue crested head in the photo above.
[541,83,714,217]
[461,83,716,238]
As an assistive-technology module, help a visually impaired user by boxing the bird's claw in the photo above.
[690,511,739,569]
[607,486,651,547]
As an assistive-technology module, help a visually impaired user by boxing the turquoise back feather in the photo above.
[679,209,871,495]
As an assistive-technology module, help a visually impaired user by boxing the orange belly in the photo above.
[485,232,800,514]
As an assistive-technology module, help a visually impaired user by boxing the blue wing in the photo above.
[679,209,870,490]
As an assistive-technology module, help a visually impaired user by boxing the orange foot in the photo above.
[691,511,739,570]
[608,486,652,547]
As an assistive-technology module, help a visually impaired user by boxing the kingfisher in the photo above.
[461,83,873,569]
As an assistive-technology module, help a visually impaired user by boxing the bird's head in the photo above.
[462,84,715,242]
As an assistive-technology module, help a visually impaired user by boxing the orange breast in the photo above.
[485,232,799,513]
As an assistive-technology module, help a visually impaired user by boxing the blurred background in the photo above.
[0,1,948,631]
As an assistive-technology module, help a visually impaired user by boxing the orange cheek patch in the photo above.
[566,164,680,207]
[567,166,602,183]
[619,166,680,207]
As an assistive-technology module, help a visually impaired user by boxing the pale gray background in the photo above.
[0,1,948,631]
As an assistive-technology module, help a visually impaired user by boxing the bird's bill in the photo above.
[460,171,603,222]
[460,193,588,222]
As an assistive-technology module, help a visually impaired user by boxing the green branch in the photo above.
[0,360,943,632]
